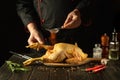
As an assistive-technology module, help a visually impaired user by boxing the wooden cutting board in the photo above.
[43,58,101,67]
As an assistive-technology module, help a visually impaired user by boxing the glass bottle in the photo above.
[108,28,119,60]
[93,44,102,58]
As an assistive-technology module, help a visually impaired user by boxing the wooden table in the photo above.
[0,53,120,80]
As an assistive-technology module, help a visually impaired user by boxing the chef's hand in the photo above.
[62,9,81,29]
[27,22,45,45]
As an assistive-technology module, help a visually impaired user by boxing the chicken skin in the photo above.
[23,43,88,66]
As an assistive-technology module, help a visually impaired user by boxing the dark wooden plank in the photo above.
[0,55,23,80]
[29,66,50,80]
[102,60,120,80]
[87,71,106,80]
[8,71,32,80]
[88,60,120,80]
[69,66,90,80]
[1,54,120,80]
[0,55,33,80]
[8,55,34,80]
[49,67,68,80]
[0,63,13,80]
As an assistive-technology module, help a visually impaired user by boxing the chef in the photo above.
[16,0,92,54]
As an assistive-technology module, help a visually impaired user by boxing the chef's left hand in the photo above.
[62,9,81,29]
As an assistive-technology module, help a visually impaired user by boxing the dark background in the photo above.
[0,0,29,66]
[0,0,120,66]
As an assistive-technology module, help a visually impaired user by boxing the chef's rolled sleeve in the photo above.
[16,0,39,27]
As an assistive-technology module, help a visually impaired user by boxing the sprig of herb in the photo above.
[6,61,29,72]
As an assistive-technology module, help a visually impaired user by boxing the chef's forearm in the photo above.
[26,22,39,33]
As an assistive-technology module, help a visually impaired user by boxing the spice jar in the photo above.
[93,44,102,58]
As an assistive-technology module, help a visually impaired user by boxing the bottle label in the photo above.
[93,52,102,58]
[108,49,119,60]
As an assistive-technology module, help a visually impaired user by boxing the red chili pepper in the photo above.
[92,66,106,73]
[82,64,105,72]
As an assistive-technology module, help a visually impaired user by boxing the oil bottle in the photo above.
[108,28,119,60]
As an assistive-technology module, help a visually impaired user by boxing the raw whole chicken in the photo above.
[23,43,88,66]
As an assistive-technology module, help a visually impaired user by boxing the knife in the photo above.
[9,51,32,60]
[9,51,44,64]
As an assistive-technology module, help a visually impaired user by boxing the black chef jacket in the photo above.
[16,0,90,28]
[16,0,93,55]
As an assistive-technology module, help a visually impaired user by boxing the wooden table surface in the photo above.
[0,53,120,80]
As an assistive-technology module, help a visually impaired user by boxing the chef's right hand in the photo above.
[62,9,81,29]
[27,22,45,45]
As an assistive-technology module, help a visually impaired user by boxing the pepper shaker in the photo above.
[101,33,109,58]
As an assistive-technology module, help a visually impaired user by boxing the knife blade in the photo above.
[9,51,44,64]
[9,51,32,60]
